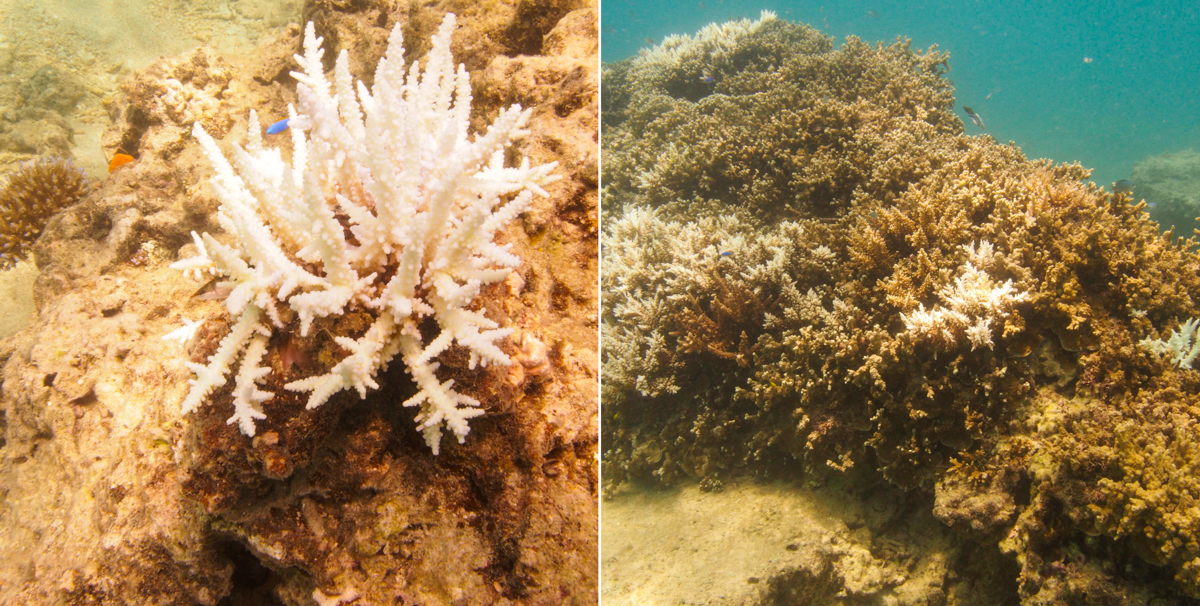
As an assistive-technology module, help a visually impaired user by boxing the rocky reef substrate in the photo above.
[0,1,597,604]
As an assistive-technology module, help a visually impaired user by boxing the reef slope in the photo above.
[602,12,1200,604]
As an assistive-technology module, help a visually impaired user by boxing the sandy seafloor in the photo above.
[602,480,972,606]
[602,482,848,605]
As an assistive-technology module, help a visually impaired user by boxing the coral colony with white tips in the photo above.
[169,13,559,453]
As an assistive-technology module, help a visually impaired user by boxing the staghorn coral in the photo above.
[603,13,971,488]
[901,241,1029,351]
[1085,393,1200,595]
[0,4,597,605]
[603,12,1200,604]
[0,156,90,269]
[172,14,559,453]
[1139,317,1200,368]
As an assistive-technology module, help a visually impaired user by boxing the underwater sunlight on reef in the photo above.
[603,0,1200,194]
[1,0,1200,602]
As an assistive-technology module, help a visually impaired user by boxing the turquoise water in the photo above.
[602,0,1200,190]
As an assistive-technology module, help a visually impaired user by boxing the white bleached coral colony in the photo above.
[632,10,778,75]
[1140,317,1200,369]
[901,241,1028,351]
[170,14,559,453]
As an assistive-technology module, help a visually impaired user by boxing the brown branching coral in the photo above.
[603,12,971,487]
[601,12,958,223]
[674,267,774,364]
[603,10,1200,604]
[0,156,90,269]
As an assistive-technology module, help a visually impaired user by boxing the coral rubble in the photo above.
[603,11,1200,603]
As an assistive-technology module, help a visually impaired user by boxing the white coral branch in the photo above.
[228,333,272,436]
[162,317,203,345]
[285,311,397,409]
[398,327,485,455]
[172,13,552,451]
[902,241,1028,350]
[181,304,264,416]
[1141,318,1200,369]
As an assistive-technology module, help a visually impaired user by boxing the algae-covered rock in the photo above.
[1129,148,1200,234]
[603,11,1200,604]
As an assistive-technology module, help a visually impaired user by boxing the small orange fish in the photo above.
[108,153,134,173]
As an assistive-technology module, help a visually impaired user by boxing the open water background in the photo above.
[602,0,1200,190]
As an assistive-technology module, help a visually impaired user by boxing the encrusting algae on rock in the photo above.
[603,10,1200,604]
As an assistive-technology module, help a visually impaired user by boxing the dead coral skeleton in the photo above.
[168,14,559,453]
[507,331,552,387]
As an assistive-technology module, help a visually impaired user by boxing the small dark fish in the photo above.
[1113,179,1135,195]
[700,76,714,83]
[719,251,734,257]
[963,106,986,131]
[266,118,290,135]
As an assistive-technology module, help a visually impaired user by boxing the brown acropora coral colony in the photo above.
[602,13,1200,603]
[0,156,89,268]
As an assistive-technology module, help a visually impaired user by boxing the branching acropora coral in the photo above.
[171,14,559,453]
[902,241,1029,351]
[604,11,1200,601]
[0,156,90,268]
[1139,317,1200,368]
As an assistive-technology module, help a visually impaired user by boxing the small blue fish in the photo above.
[1113,179,1135,196]
[700,76,714,83]
[266,118,290,135]
[1147,201,1158,209]
[719,251,734,257]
